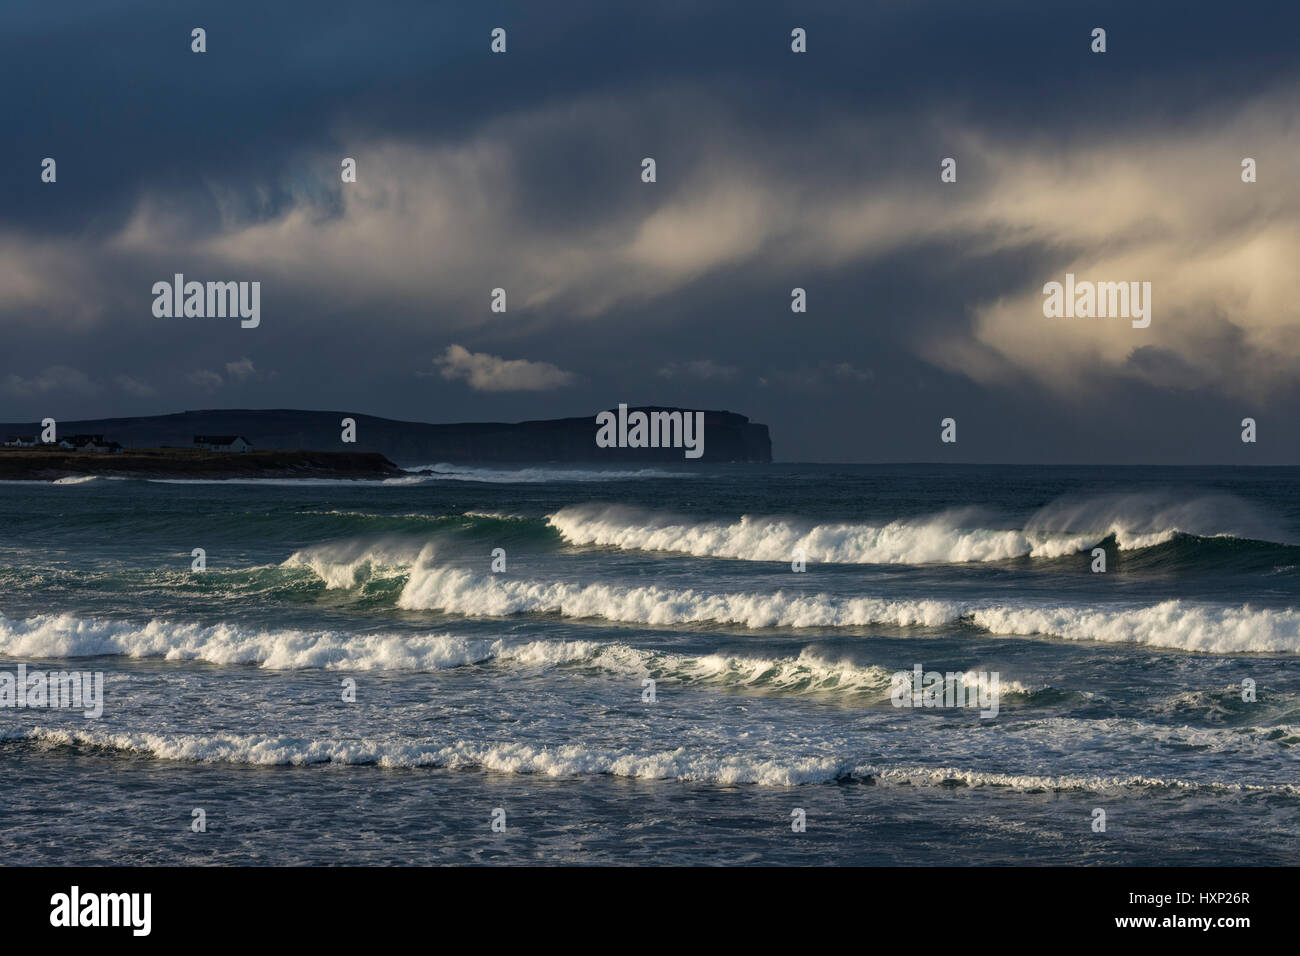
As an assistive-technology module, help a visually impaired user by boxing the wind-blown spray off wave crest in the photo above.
[547,504,1091,564]
[548,493,1295,565]
[278,516,559,587]
[1022,491,1293,550]
[283,540,430,590]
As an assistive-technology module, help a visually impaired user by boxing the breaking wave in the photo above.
[401,464,694,483]
[6,726,1296,794]
[223,538,1300,653]
[547,492,1296,565]
[389,562,1300,653]
[0,611,938,698]
[548,504,1090,563]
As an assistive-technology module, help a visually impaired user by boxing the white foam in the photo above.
[0,611,906,695]
[8,726,1295,794]
[388,561,1300,653]
[0,477,124,485]
[397,562,964,629]
[0,612,494,671]
[1023,490,1291,548]
[403,464,693,483]
[295,509,531,523]
[146,478,392,486]
[547,504,1095,565]
[971,601,1300,654]
[5,726,857,783]
[547,492,1294,566]
[284,540,430,589]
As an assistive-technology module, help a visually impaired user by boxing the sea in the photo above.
[1,463,1296,865]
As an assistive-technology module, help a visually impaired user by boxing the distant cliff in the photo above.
[0,408,773,465]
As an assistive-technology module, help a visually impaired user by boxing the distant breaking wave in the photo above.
[549,504,1093,563]
[401,464,695,483]
[397,563,971,627]
[547,492,1294,565]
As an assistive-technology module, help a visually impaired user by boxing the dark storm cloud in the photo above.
[2,0,1299,462]
[6,0,1295,229]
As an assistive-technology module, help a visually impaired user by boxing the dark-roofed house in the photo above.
[57,435,123,453]
[194,435,253,452]
[2,436,37,448]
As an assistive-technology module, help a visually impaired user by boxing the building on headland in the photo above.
[2,410,771,462]
[193,435,253,452]
[63,435,123,453]
[3,435,121,452]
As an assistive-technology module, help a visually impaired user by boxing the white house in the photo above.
[3,436,37,448]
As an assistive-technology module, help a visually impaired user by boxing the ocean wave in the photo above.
[280,518,542,589]
[0,612,494,671]
[968,603,1300,654]
[146,477,397,486]
[1153,687,1300,726]
[274,515,554,568]
[546,493,1295,566]
[401,464,695,483]
[284,540,429,589]
[7,726,1296,794]
[388,561,1300,653]
[0,611,926,697]
[548,504,1098,564]
[299,509,530,522]
[1022,490,1291,548]
[396,562,967,628]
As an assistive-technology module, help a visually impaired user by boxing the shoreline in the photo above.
[0,449,403,481]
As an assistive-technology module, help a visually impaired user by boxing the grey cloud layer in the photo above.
[2,0,1298,461]
[9,88,1298,401]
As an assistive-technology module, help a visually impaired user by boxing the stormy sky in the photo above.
[3,0,1299,463]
